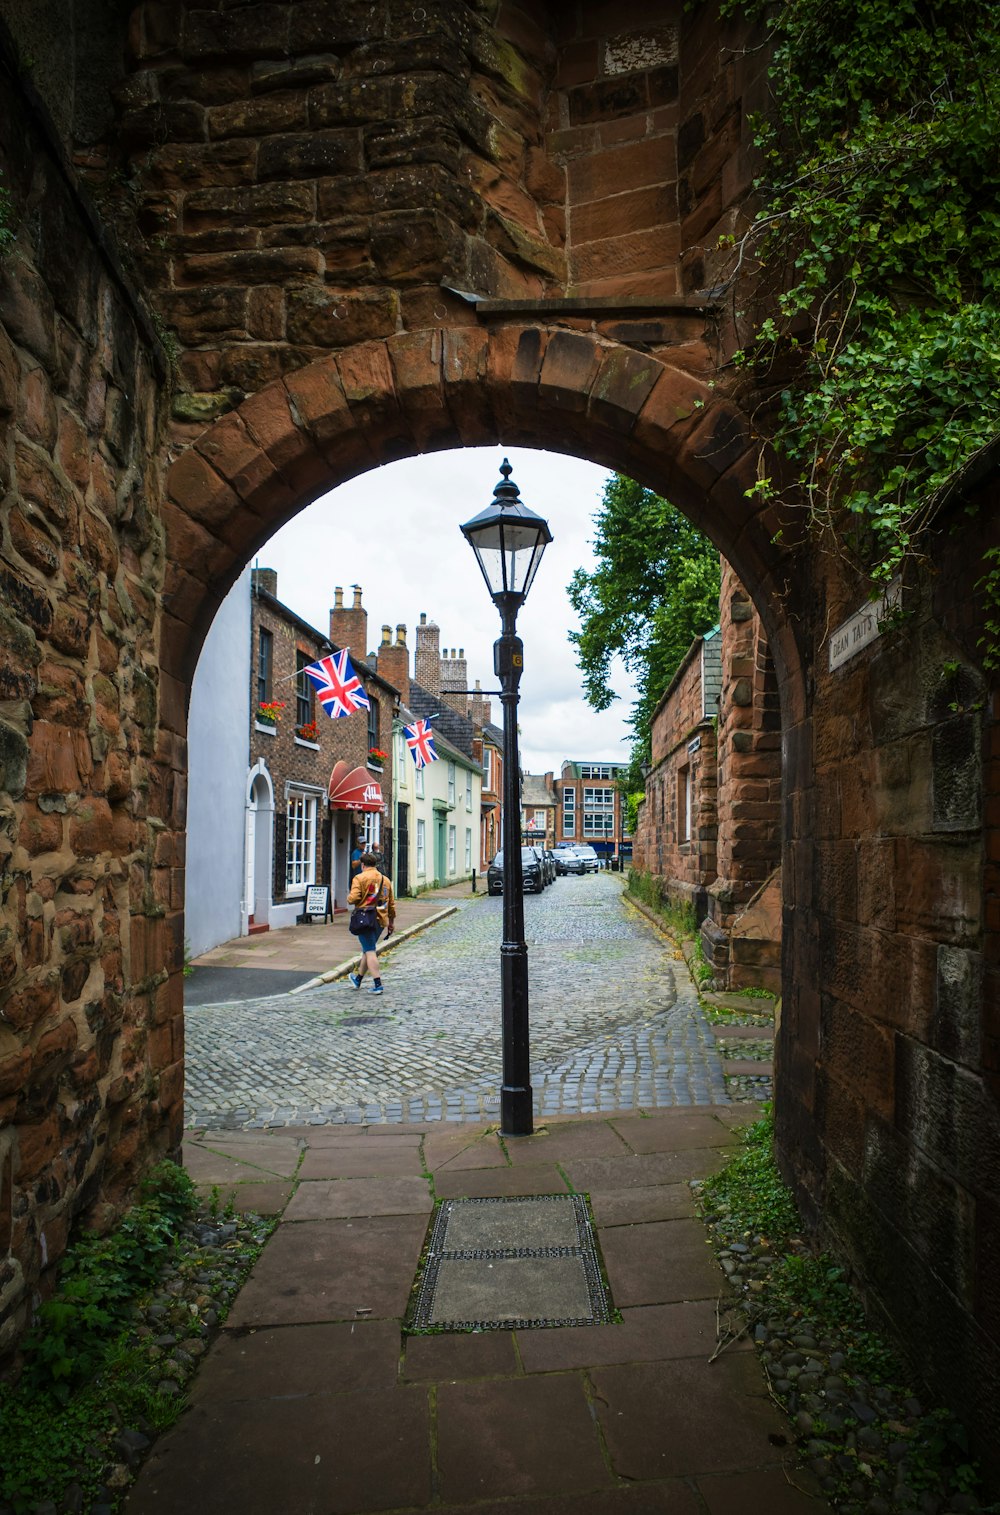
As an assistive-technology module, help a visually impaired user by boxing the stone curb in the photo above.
[287,904,459,994]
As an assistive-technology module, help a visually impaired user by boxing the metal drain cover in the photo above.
[409,1194,612,1331]
[339,1015,386,1027]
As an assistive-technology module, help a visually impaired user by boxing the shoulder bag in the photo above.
[349,874,385,935]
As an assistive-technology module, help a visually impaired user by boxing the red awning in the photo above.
[328,760,384,812]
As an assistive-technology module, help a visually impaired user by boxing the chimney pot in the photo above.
[334,586,344,608]
[352,584,363,609]
[381,624,392,646]
[395,624,407,646]
[420,612,427,625]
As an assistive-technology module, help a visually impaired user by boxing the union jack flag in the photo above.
[404,718,438,769]
[304,650,371,719]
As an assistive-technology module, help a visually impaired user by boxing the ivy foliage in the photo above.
[722,0,1000,590]
[568,474,721,758]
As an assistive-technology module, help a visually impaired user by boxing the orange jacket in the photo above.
[347,867,395,930]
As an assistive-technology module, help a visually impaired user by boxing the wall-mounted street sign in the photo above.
[828,580,902,673]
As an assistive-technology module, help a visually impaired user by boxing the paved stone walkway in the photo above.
[128,1110,831,1515]
[184,875,731,1129]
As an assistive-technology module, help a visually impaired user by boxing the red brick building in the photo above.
[248,573,397,928]
[557,760,631,861]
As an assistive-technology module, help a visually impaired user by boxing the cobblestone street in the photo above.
[184,874,731,1129]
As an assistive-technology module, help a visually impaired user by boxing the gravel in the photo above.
[4,1209,273,1515]
[693,1186,993,1515]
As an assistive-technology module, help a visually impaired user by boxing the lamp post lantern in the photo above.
[461,458,552,1137]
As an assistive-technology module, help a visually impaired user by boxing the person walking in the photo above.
[347,850,395,995]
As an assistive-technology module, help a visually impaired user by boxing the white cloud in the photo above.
[253,446,639,773]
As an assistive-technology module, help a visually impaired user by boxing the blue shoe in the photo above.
[348,973,362,990]
[370,984,383,995]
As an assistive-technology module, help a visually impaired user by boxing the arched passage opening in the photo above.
[165,327,809,1072]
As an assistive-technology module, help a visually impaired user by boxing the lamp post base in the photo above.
[500,1083,534,1137]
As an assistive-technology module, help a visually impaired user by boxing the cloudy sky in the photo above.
[253,445,640,773]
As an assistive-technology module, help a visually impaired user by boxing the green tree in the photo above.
[568,475,721,759]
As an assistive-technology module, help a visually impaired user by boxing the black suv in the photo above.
[486,847,544,895]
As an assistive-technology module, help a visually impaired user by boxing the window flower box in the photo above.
[256,700,285,727]
[367,747,388,770]
[296,721,320,744]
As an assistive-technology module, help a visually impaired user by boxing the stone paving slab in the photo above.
[189,1319,401,1402]
[502,1120,631,1163]
[225,1214,428,1327]
[283,1175,434,1220]
[590,1355,794,1480]
[127,1387,432,1514]
[435,1375,613,1503]
[597,1218,730,1307]
[561,1146,728,1193]
[434,1162,570,1199]
[588,1182,697,1226]
[426,1492,701,1515]
[514,1300,749,1373]
[697,1467,828,1514]
[607,1111,739,1152]
[297,1142,426,1178]
[194,1178,293,1215]
[401,1329,519,1381]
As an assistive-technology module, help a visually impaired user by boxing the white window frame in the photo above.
[562,788,576,838]
[448,762,456,805]
[416,767,424,799]
[363,811,381,850]
[582,785,615,839]
[285,790,318,893]
[416,818,426,875]
[465,827,472,870]
[396,728,408,787]
[465,770,472,810]
[483,748,493,791]
[448,824,456,874]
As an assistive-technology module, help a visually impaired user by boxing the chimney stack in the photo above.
[414,611,440,694]
[470,676,492,731]
[252,566,278,597]
[329,583,368,664]
[377,623,409,705]
[440,641,469,717]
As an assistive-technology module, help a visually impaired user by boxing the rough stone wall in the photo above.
[777,498,1000,1467]
[117,0,565,401]
[0,60,171,1350]
[701,558,782,982]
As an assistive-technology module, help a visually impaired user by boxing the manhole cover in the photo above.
[408,1194,612,1331]
[339,1015,387,1027]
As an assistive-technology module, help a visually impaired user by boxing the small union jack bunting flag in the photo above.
[404,718,438,768]
[304,650,371,718]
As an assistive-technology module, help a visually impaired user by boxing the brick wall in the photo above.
[632,636,718,908]
[250,575,396,902]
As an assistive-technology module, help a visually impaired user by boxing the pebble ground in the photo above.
[184,873,732,1130]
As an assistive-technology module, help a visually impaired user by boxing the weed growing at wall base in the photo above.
[698,1110,994,1511]
[0,1164,272,1513]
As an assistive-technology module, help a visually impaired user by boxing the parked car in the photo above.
[559,844,600,874]
[542,848,559,884]
[524,844,550,886]
[555,846,582,875]
[486,847,545,894]
[575,844,600,872]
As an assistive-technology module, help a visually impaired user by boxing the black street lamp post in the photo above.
[461,459,552,1137]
